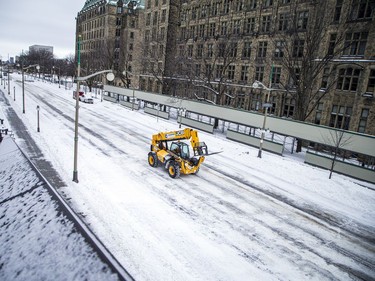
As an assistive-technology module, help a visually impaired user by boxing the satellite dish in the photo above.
[106,72,115,81]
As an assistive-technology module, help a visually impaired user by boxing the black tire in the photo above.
[167,161,180,178]
[148,152,158,167]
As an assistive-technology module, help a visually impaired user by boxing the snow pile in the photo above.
[0,137,120,281]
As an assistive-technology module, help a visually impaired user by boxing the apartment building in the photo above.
[76,0,144,87]
[76,0,375,136]
[171,0,375,135]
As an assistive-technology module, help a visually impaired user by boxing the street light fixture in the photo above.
[22,64,40,114]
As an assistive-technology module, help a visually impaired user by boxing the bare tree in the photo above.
[322,128,353,179]
[268,0,351,152]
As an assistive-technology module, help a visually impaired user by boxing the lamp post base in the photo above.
[72,171,79,183]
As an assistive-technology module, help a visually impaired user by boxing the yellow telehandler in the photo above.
[148,128,208,178]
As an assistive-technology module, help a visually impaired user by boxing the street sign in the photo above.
[263,103,273,108]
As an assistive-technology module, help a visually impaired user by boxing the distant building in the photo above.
[29,45,54,55]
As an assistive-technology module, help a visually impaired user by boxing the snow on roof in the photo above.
[81,0,144,11]
[0,137,121,280]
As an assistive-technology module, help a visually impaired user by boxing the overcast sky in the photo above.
[0,0,85,60]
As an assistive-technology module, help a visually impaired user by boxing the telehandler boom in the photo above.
[148,128,208,178]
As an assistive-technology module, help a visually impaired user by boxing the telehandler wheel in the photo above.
[148,152,158,167]
[167,161,180,178]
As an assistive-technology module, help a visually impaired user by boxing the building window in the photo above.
[161,9,166,22]
[268,96,276,115]
[366,69,375,93]
[297,11,309,30]
[327,33,337,56]
[337,68,361,91]
[258,41,268,58]
[233,20,241,35]
[207,44,213,58]
[221,21,228,35]
[330,105,352,130]
[334,0,343,22]
[271,67,282,84]
[195,24,203,38]
[116,17,121,26]
[248,0,257,9]
[293,40,304,57]
[189,25,195,38]
[197,44,203,58]
[315,102,324,124]
[195,64,201,76]
[146,13,151,26]
[263,0,273,7]
[243,41,252,58]
[255,66,264,82]
[278,13,289,31]
[188,45,193,57]
[153,11,158,25]
[321,67,330,89]
[251,93,261,111]
[228,65,235,80]
[274,41,285,58]
[218,43,226,57]
[245,17,256,34]
[241,65,249,82]
[223,0,230,14]
[205,64,212,77]
[216,65,224,79]
[343,32,368,56]
[236,0,244,11]
[229,43,237,57]
[261,15,272,32]
[209,23,216,37]
[237,94,245,109]
[358,108,369,133]
[225,93,232,106]
[283,98,295,118]
[160,27,165,40]
[350,0,374,20]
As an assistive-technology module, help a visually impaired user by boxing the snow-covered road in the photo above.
[2,75,374,281]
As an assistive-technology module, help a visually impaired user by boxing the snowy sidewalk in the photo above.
[0,136,131,280]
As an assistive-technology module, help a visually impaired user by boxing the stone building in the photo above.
[76,0,375,136]
[168,0,375,136]
[75,0,145,87]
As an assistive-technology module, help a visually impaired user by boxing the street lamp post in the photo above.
[53,66,61,88]
[22,64,40,114]
[72,68,115,183]
[252,80,273,159]
[36,105,40,132]
[7,66,10,95]
[13,86,15,101]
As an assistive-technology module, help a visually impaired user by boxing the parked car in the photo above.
[73,91,94,104]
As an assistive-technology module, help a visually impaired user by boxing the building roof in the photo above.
[81,0,144,11]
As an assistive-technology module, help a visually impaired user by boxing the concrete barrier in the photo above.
[144,106,169,119]
[226,129,284,155]
[178,116,214,133]
[305,151,375,184]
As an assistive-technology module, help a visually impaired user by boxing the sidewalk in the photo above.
[0,89,66,188]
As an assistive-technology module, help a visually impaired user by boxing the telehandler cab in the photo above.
[148,128,208,178]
